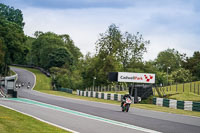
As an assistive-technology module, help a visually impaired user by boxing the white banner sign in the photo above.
[118,72,155,83]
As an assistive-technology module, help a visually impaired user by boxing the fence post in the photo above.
[194,83,196,94]
[183,83,184,92]
[190,83,192,92]
[198,83,199,95]
[170,84,171,91]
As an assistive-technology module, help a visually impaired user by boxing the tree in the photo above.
[0,39,5,75]
[50,67,83,90]
[122,32,149,69]
[171,68,192,83]
[0,3,27,75]
[155,48,185,73]
[95,24,149,71]
[60,34,82,66]
[31,32,75,69]
[24,36,35,65]
[48,47,73,68]
[0,3,24,29]
[183,51,200,80]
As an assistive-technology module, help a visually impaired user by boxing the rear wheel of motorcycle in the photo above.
[122,107,125,112]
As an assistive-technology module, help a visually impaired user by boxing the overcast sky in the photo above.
[1,0,200,61]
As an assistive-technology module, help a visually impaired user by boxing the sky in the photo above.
[1,0,200,61]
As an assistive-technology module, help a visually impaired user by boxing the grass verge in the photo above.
[153,81,200,101]
[13,66,200,117]
[0,106,70,133]
[11,66,52,91]
[25,68,52,91]
[153,88,200,102]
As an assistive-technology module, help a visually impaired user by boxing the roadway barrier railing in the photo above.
[0,74,18,98]
[55,88,73,94]
[77,90,135,103]
[12,64,50,77]
[153,97,200,112]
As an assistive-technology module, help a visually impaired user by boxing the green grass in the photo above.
[24,68,52,91]
[12,66,52,91]
[0,106,70,133]
[7,69,16,76]
[12,66,200,117]
[153,81,200,101]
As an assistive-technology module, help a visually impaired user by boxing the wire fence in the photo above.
[153,81,200,96]
[85,84,129,92]
[84,81,200,97]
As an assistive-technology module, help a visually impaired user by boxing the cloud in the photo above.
[1,0,200,61]
[1,0,135,9]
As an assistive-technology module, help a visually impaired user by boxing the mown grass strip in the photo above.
[0,106,70,133]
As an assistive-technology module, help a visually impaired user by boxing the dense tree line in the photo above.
[0,3,27,76]
[0,3,199,90]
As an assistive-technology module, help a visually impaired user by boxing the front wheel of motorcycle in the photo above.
[126,104,130,112]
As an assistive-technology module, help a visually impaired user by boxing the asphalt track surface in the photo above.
[0,67,199,133]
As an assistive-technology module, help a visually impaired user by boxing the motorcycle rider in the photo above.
[121,94,132,107]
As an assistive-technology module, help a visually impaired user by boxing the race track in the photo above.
[0,67,199,133]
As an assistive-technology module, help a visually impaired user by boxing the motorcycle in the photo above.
[27,85,30,89]
[121,97,132,112]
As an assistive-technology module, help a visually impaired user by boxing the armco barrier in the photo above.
[107,94,111,100]
[12,64,50,77]
[56,88,72,94]
[177,101,184,110]
[101,93,104,99]
[184,101,193,111]
[156,98,163,106]
[77,90,136,103]
[193,102,200,112]
[153,97,157,105]
[114,94,118,101]
[163,98,169,107]
[153,97,200,112]
[77,90,123,102]
[169,99,177,109]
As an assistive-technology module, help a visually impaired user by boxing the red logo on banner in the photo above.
[144,75,153,82]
